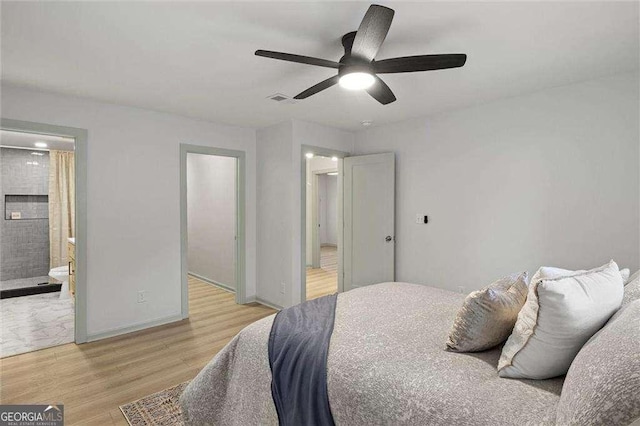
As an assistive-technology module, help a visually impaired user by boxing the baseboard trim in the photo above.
[85,314,183,342]
[247,296,283,311]
[188,272,235,294]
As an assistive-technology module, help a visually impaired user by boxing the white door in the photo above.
[343,153,395,290]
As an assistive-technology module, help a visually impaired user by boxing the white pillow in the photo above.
[533,266,629,284]
[498,260,623,379]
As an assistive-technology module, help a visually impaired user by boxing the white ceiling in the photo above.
[1,130,75,151]
[2,1,638,131]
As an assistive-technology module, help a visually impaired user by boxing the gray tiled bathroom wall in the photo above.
[0,148,50,280]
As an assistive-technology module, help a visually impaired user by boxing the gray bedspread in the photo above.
[180,282,564,425]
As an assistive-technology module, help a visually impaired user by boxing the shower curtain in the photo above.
[49,150,75,268]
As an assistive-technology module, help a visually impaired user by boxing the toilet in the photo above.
[49,265,71,300]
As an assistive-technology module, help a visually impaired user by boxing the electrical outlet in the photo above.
[280,282,286,294]
[137,290,147,303]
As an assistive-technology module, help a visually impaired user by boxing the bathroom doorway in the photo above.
[180,144,247,318]
[0,128,77,357]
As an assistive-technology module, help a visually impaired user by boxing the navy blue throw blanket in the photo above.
[268,293,338,426]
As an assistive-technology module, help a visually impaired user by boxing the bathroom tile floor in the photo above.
[0,292,74,358]
[0,276,53,291]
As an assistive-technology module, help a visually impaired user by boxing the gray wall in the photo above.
[0,147,50,281]
[354,72,640,293]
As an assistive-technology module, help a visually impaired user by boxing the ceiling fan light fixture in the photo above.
[338,72,375,91]
[256,5,466,105]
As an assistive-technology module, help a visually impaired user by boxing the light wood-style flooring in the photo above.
[0,276,275,425]
[306,245,338,300]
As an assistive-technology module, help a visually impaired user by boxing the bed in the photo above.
[179,282,564,425]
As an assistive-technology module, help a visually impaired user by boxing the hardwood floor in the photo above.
[306,245,338,300]
[0,275,275,425]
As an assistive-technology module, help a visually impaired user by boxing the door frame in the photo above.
[180,143,247,318]
[300,145,348,302]
[311,168,338,269]
[1,118,89,343]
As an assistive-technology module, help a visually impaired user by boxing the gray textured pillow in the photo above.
[623,272,640,306]
[446,272,528,353]
[556,300,640,426]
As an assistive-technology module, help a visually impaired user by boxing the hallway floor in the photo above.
[306,245,338,300]
[0,291,74,358]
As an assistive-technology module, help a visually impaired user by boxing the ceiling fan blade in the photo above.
[366,76,396,105]
[374,54,467,73]
[351,5,395,62]
[294,75,340,99]
[255,50,340,69]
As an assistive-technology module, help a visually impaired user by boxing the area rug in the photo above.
[120,381,189,425]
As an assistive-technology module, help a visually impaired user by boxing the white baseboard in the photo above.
[246,296,283,311]
[188,271,235,293]
[86,314,183,342]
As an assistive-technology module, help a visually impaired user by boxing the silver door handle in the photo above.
[385,236,393,242]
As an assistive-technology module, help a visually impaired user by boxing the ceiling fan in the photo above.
[255,4,467,105]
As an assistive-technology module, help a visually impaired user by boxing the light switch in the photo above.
[415,214,428,224]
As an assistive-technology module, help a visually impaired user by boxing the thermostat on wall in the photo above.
[11,212,21,220]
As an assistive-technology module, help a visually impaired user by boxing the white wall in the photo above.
[257,119,354,307]
[318,175,328,245]
[317,174,338,246]
[324,174,338,245]
[1,84,257,338]
[354,72,640,293]
[9,72,633,336]
[256,121,293,307]
[187,153,236,289]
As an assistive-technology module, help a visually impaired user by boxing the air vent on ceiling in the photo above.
[267,93,297,104]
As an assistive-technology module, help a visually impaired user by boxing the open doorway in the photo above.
[305,153,341,300]
[180,144,246,317]
[0,129,77,357]
[301,149,396,303]
[187,153,237,293]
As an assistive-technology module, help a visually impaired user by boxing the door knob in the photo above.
[385,236,393,242]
